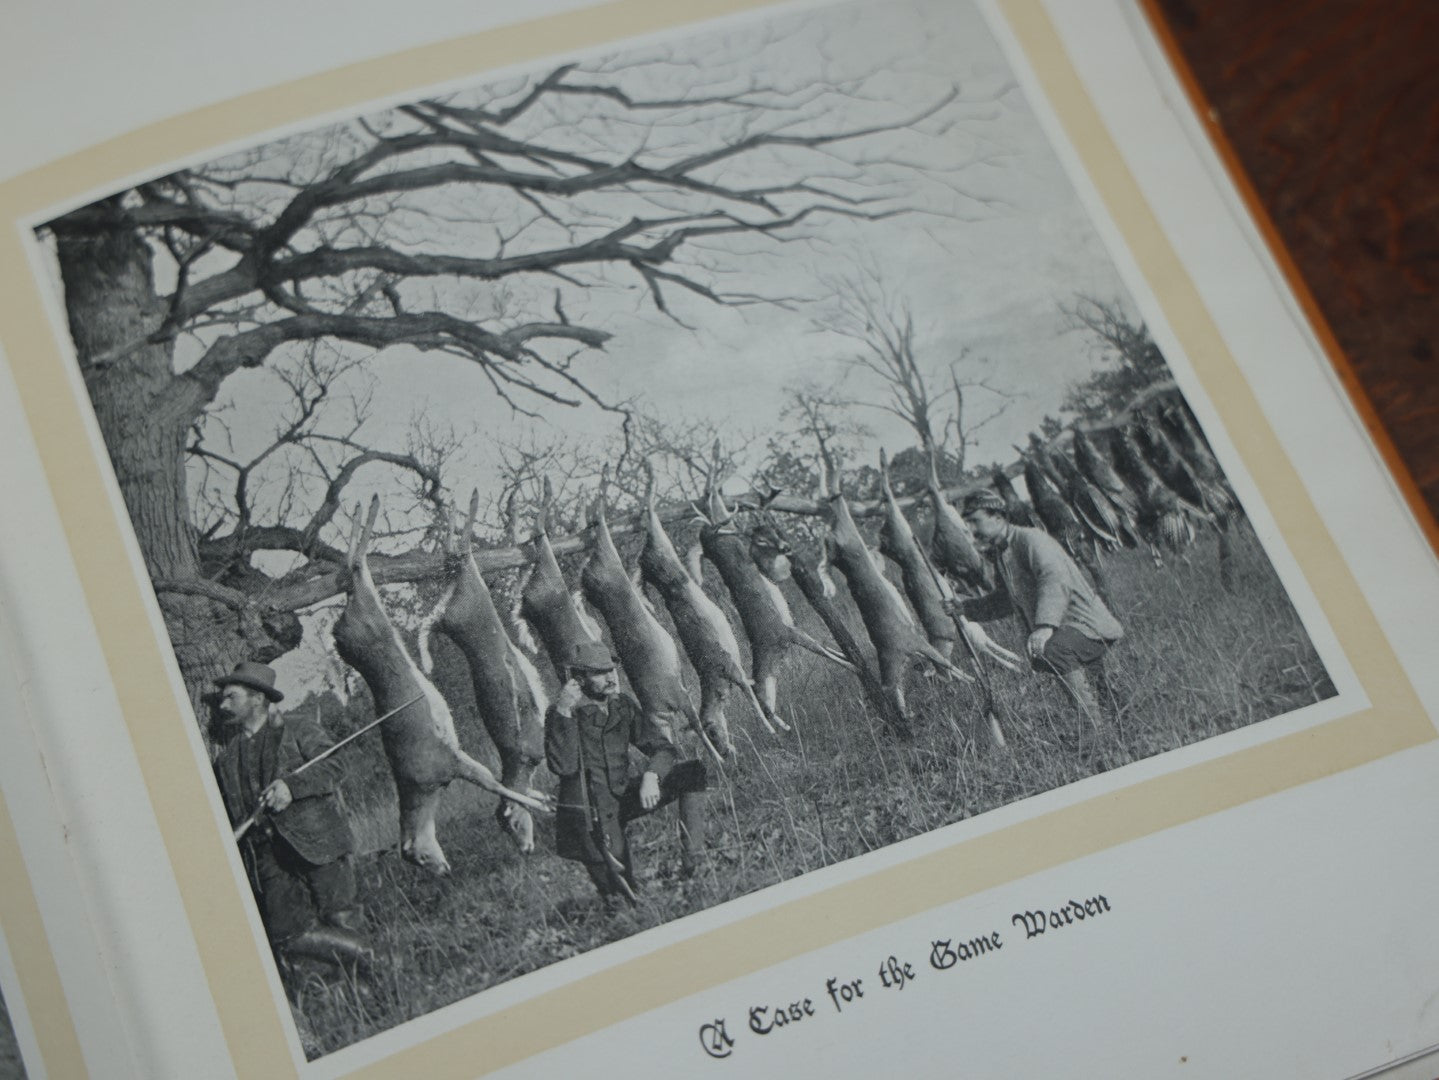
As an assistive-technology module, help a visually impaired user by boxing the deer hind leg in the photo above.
[699,678,735,756]
[791,629,855,671]
[453,749,552,828]
[482,693,542,855]
[398,783,450,877]
[493,746,540,855]
[751,649,789,734]
[877,650,914,739]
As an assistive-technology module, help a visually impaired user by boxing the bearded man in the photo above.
[545,642,708,900]
[211,661,372,969]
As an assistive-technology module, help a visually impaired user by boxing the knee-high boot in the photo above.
[677,792,708,876]
[1059,666,1103,729]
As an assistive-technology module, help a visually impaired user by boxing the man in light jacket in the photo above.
[954,490,1123,723]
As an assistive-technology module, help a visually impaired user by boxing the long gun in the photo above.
[911,537,1009,743]
[576,734,639,905]
[232,692,424,841]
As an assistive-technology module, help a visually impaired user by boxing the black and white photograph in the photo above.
[33,0,1337,1058]
[0,987,27,1080]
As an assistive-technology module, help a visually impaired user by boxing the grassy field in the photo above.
[287,524,1334,1058]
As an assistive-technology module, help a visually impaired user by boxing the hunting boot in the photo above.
[1089,657,1118,720]
[1059,666,1103,730]
[677,791,708,878]
[286,923,376,974]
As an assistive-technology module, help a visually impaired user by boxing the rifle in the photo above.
[911,538,1009,744]
[232,692,424,842]
[574,721,639,906]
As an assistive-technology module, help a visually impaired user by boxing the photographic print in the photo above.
[0,987,26,1080]
[31,0,1336,1058]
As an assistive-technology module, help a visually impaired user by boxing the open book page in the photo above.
[0,600,103,1080]
[2,0,1438,1077]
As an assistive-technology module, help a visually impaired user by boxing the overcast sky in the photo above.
[196,0,1139,540]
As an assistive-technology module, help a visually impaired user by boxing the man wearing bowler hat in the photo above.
[211,661,373,969]
[545,641,708,900]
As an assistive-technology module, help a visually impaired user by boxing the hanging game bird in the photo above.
[1023,455,1087,555]
[1110,425,1193,555]
[991,468,1037,527]
[1134,409,1233,523]
[1068,429,1141,548]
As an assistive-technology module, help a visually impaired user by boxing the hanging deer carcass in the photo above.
[420,491,549,854]
[579,482,720,760]
[696,479,853,734]
[637,460,774,754]
[332,497,551,876]
[876,450,956,658]
[924,448,989,595]
[818,480,979,739]
[516,477,605,682]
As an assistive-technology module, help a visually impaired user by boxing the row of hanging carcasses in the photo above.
[321,393,1237,877]
[996,395,1239,564]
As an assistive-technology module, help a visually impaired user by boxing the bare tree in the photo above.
[1059,294,1168,422]
[825,268,1014,482]
[41,27,1004,710]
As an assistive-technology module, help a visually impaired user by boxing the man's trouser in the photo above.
[1031,626,1112,722]
[584,759,708,897]
[247,831,361,943]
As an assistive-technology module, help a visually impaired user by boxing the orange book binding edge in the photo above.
[1138,0,1439,557]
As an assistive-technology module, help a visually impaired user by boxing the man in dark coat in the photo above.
[545,642,707,899]
[211,661,372,968]
[955,490,1124,723]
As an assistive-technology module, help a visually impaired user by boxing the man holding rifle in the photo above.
[211,661,373,969]
[545,642,708,902]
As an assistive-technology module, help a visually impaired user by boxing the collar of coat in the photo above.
[576,696,623,727]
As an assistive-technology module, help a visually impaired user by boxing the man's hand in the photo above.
[554,677,585,717]
[1027,626,1054,661]
[639,772,661,811]
[260,779,292,813]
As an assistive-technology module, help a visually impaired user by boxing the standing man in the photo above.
[545,642,708,901]
[954,490,1123,723]
[211,661,373,969]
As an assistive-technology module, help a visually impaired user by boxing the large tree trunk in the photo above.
[52,205,299,739]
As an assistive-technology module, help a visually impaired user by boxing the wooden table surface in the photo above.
[1153,1,1439,530]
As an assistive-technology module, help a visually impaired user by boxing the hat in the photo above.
[961,490,1008,518]
[568,641,617,673]
[214,661,285,703]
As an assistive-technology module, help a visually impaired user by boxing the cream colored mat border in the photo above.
[0,793,89,1078]
[0,0,1428,1076]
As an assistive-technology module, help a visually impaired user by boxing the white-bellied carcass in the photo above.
[579,480,720,760]
[876,450,955,658]
[637,461,772,754]
[818,475,973,737]
[516,477,604,682]
[332,497,551,876]
[696,478,852,735]
[420,491,549,854]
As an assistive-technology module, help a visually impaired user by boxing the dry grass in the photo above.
[290,525,1333,1058]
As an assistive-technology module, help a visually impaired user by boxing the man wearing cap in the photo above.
[211,661,372,969]
[952,490,1123,722]
[545,641,708,900]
